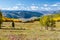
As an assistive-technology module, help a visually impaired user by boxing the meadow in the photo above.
[0,21,60,40]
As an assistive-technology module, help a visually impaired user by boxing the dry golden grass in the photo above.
[0,21,60,40]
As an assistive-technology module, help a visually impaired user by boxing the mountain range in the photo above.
[2,10,43,19]
[1,10,60,22]
[39,10,60,15]
[1,10,60,21]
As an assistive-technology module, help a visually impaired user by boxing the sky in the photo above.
[0,0,60,11]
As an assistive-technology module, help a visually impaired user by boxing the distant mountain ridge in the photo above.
[39,10,60,15]
[1,10,43,19]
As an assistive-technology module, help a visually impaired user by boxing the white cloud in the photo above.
[2,6,20,10]
[51,3,60,7]
[51,4,58,6]
[32,4,35,5]
[43,4,48,7]
[40,3,60,11]
[40,7,52,11]
[12,6,19,10]
[43,3,60,7]
[44,7,51,10]
[1,6,19,10]
[1,3,60,11]
[55,2,60,5]
[16,3,24,6]
[1,8,11,10]
[30,5,38,10]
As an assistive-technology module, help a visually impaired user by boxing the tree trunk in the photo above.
[51,26,54,31]
[0,24,1,29]
[45,26,48,30]
[11,22,15,29]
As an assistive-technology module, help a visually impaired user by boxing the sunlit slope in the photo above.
[53,13,60,21]
[53,17,60,21]
[2,17,22,22]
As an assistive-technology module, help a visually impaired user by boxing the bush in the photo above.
[0,11,3,28]
[40,15,56,30]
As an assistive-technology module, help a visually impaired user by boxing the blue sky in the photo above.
[0,0,60,11]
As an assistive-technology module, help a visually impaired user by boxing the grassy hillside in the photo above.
[40,13,60,21]
[0,13,60,40]
[0,21,60,40]
[2,17,22,22]
[53,13,60,21]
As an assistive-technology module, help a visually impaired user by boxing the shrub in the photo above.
[0,11,3,28]
[40,15,56,30]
